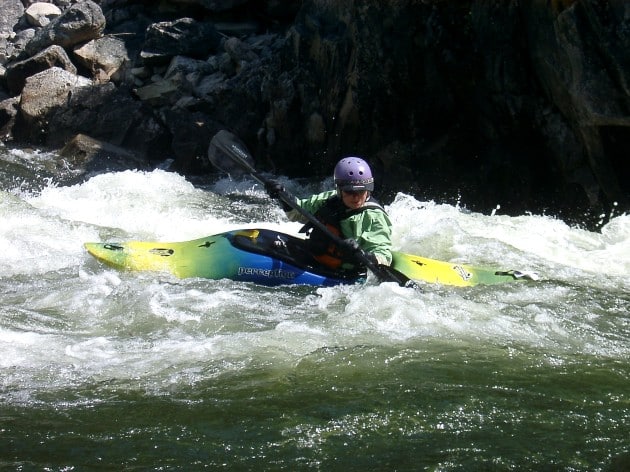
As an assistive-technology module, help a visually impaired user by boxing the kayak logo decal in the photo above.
[198,241,215,248]
[238,267,296,279]
[104,244,124,251]
[149,248,174,257]
[452,264,472,281]
[230,144,250,160]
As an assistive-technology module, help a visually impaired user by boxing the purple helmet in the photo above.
[333,157,374,192]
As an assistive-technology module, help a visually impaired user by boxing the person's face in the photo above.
[341,190,369,209]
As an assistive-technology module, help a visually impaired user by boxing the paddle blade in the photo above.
[208,130,256,177]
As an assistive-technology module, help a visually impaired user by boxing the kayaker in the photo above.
[266,157,393,273]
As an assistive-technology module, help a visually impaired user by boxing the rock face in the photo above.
[0,0,628,225]
[140,17,221,65]
[524,2,630,214]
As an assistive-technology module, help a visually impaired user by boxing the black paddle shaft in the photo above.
[208,130,417,287]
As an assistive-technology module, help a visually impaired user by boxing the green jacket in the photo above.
[286,190,393,266]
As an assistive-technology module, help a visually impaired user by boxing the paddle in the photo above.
[208,130,417,288]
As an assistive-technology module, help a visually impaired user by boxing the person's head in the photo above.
[333,157,374,209]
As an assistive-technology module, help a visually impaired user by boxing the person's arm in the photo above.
[285,190,336,223]
[341,209,393,265]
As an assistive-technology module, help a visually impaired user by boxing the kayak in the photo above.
[84,228,537,287]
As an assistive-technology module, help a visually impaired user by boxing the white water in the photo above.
[1,168,629,404]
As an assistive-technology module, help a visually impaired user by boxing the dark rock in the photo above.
[161,107,218,174]
[0,96,18,140]
[164,55,215,82]
[523,1,630,212]
[140,17,221,65]
[59,133,150,176]
[168,0,250,13]
[214,21,258,37]
[224,36,259,64]
[47,82,171,162]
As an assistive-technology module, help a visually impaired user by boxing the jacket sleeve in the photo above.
[341,209,393,265]
[285,190,336,223]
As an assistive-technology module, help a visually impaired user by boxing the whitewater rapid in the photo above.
[1,168,629,405]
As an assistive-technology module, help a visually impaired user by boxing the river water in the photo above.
[1,145,629,471]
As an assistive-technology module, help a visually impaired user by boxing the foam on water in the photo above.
[1,169,629,403]
[389,193,630,285]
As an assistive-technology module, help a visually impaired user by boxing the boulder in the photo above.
[0,0,627,221]
[0,95,18,140]
[164,55,215,80]
[73,35,129,81]
[58,133,149,176]
[24,0,106,57]
[2,29,35,64]
[224,36,259,67]
[16,67,92,142]
[25,2,62,28]
[133,79,180,107]
[47,81,171,161]
[134,55,215,106]
[0,0,23,36]
[5,45,77,95]
[161,107,218,173]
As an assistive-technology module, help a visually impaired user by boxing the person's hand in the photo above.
[264,180,284,199]
[362,250,379,267]
[341,239,380,267]
[264,180,295,212]
[341,238,360,254]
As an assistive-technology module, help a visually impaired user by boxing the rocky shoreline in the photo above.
[1,0,628,227]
